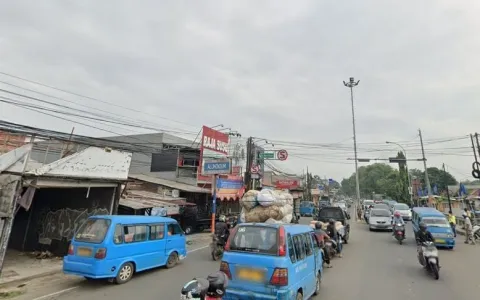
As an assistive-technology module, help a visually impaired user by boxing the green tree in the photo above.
[408,167,457,192]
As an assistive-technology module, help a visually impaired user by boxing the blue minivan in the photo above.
[221,223,323,300]
[411,207,455,249]
[63,215,187,284]
[299,201,315,217]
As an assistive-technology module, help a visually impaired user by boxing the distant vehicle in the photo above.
[392,203,412,220]
[334,202,347,211]
[221,223,323,299]
[63,215,187,284]
[362,200,375,210]
[317,206,350,243]
[368,209,393,231]
[319,196,331,207]
[300,201,315,217]
[372,203,390,211]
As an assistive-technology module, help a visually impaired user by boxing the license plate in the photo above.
[77,247,92,257]
[435,239,446,244]
[236,268,264,282]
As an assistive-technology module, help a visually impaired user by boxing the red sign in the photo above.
[277,149,288,161]
[275,179,299,189]
[251,165,260,174]
[197,126,230,184]
[232,166,241,175]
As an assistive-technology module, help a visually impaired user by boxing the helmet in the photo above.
[315,222,323,230]
[181,278,209,299]
[328,219,335,225]
[206,271,228,298]
[419,222,427,231]
[219,215,226,222]
[394,211,401,217]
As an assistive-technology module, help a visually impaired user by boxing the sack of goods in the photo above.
[310,220,344,234]
[240,188,294,224]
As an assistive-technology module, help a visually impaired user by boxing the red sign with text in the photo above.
[197,126,230,184]
[274,179,299,189]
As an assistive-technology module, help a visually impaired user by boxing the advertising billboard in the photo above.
[275,179,300,189]
[197,126,230,184]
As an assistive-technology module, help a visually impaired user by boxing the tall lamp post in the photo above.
[386,141,413,205]
[343,77,361,205]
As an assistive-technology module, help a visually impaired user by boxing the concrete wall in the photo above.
[10,187,114,256]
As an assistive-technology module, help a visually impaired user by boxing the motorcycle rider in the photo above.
[391,211,405,237]
[215,215,230,245]
[326,219,342,258]
[314,222,332,268]
[416,222,439,267]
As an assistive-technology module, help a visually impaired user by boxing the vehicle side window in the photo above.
[124,225,147,243]
[113,225,123,244]
[287,234,296,263]
[310,232,319,249]
[293,235,305,261]
[303,233,312,256]
[149,224,165,240]
[167,223,183,236]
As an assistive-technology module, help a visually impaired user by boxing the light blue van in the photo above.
[299,201,315,217]
[63,215,187,284]
[411,207,455,249]
[221,223,323,300]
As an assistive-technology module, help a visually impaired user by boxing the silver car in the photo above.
[368,209,393,231]
[392,203,412,221]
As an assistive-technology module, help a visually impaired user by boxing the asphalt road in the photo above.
[17,219,480,300]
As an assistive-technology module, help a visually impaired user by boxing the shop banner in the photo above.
[275,179,299,189]
[197,126,230,183]
[216,178,245,199]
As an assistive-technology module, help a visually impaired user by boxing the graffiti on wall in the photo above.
[37,207,109,244]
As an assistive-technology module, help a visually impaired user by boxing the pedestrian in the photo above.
[463,212,476,245]
[447,211,456,237]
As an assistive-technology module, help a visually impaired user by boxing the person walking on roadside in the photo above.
[463,212,476,245]
[447,211,456,237]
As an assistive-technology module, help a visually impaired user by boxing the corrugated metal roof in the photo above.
[0,144,33,173]
[129,174,210,193]
[120,198,179,210]
[126,190,186,202]
[29,147,132,181]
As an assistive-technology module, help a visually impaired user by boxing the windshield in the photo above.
[374,204,389,210]
[229,226,278,255]
[370,209,391,217]
[363,201,374,206]
[75,218,111,243]
[422,217,450,227]
[301,202,313,208]
[318,209,343,219]
[394,204,410,210]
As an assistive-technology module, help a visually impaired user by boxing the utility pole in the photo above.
[418,129,432,195]
[343,77,361,204]
[442,163,453,212]
[244,137,253,189]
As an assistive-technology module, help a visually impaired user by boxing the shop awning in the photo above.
[217,194,241,201]
[129,174,210,193]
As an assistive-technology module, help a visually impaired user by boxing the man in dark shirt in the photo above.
[314,222,332,268]
[326,219,342,257]
[215,215,229,244]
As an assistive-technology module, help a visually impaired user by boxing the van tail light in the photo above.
[270,268,288,286]
[224,226,237,251]
[68,244,74,255]
[278,226,286,256]
[94,248,107,259]
[220,261,232,279]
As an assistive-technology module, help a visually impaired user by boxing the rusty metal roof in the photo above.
[120,198,179,210]
[28,147,132,181]
[129,174,210,193]
[126,190,186,202]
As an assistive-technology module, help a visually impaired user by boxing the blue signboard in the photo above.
[216,178,244,189]
[203,159,232,175]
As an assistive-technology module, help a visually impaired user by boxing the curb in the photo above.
[0,268,61,289]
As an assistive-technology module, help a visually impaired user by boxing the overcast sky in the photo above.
[0,0,478,182]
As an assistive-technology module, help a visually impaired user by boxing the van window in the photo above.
[150,224,165,240]
[124,225,147,243]
[75,218,111,243]
[229,226,278,255]
[167,223,183,236]
[310,232,319,249]
[113,225,123,244]
[318,208,343,219]
[293,235,305,261]
[287,234,296,263]
[304,234,313,256]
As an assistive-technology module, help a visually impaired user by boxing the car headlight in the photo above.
[447,233,453,238]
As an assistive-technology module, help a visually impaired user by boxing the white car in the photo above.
[392,203,412,221]
[368,209,393,231]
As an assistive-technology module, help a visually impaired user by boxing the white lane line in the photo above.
[32,286,79,300]
[32,243,210,299]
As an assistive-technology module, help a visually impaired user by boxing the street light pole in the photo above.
[343,77,361,205]
[386,141,413,205]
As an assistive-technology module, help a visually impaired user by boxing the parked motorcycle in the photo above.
[210,234,225,261]
[473,224,480,241]
[417,241,440,280]
[393,224,405,244]
[324,240,337,258]
[181,271,228,299]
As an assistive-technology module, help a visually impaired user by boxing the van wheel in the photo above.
[296,292,303,300]
[115,262,134,284]
[314,273,321,295]
[166,252,178,268]
[184,226,193,235]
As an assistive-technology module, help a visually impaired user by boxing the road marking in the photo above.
[32,286,79,300]
[32,243,211,299]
